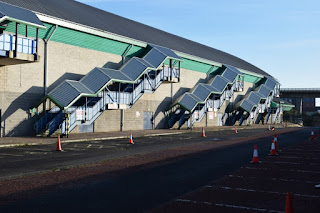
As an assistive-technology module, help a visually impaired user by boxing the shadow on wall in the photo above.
[47,73,84,93]
[154,87,192,129]
[103,61,123,70]
[2,72,87,137]
[154,97,172,129]
[2,86,42,137]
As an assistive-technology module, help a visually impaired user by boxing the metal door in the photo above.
[143,112,153,130]
[79,123,94,133]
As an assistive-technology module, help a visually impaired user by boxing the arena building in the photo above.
[0,0,285,137]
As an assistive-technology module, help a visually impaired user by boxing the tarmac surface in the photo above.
[151,128,320,213]
[0,126,288,180]
[0,126,312,213]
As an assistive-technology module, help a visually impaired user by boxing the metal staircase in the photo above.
[166,65,244,129]
[234,76,279,126]
[33,44,181,136]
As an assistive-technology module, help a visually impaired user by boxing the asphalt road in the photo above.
[0,128,275,180]
[0,128,308,213]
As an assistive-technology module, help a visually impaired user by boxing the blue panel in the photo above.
[150,44,181,59]
[143,48,166,68]
[179,93,198,111]
[191,84,211,101]
[241,99,254,112]
[258,85,271,98]
[49,81,80,107]
[264,77,277,89]
[210,75,228,92]
[99,68,131,81]
[67,81,93,94]
[80,68,111,93]
[120,57,147,80]
[202,84,220,94]
[248,92,261,105]
[224,64,242,75]
[222,68,238,82]
[0,2,44,26]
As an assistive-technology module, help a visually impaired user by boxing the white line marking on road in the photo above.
[87,145,92,148]
[145,132,183,137]
[99,145,103,149]
[278,156,319,160]
[244,167,320,174]
[228,175,318,184]
[266,161,302,165]
[206,186,320,198]
[0,153,24,157]
[27,152,48,155]
[176,199,283,213]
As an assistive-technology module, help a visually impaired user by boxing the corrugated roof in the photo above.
[0,1,44,26]
[0,0,270,77]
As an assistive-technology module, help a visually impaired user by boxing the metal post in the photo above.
[43,25,58,112]
[132,83,135,104]
[119,82,124,131]
[35,28,39,58]
[103,90,105,110]
[169,59,173,81]
[120,110,124,131]
[0,109,2,138]
[14,23,19,57]
[85,97,87,121]
[66,113,69,138]
[25,25,28,37]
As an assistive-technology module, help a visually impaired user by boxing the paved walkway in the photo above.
[0,124,296,147]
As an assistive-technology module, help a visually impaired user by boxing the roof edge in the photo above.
[0,16,46,29]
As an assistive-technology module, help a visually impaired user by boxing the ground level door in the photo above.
[143,112,153,130]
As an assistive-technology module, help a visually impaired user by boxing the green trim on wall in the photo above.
[4,21,267,80]
[243,73,262,83]
[5,22,145,57]
[180,57,215,73]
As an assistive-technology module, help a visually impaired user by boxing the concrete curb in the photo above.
[0,132,185,148]
[0,126,300,148]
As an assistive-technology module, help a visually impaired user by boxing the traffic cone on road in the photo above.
[285,192,294,213]
[274,135,279,152]
[129,133,134,144]
[201,127,206,137]
[251,144,260,163]
[311,129,315,140]
[56,135,62,151]
[234,127,238,134]
[269,139,278,156]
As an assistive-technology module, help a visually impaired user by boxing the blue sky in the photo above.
[76,0,320,88]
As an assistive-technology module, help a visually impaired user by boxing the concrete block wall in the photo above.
[0,40,123,136]
[0,36,260,136]
[92,68,207,132]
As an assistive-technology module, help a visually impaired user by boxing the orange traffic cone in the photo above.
[234,127,238,134]
[311,129,315,140]
[285,192,294,213]
[201,127,206,137]
[251,144,260,163]
[274,135,279,152]
[129,133,134,144]
[269,139,278,156]
[56,135,62,151]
